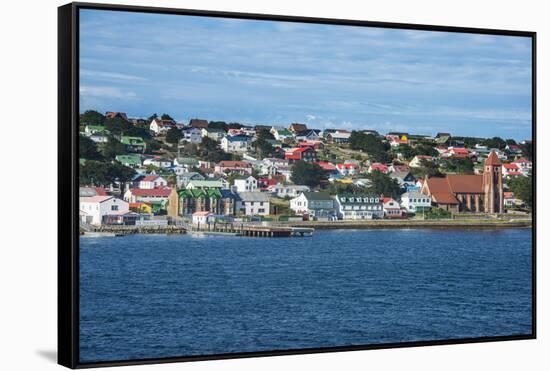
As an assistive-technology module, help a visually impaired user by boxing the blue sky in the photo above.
[79,9,533,140]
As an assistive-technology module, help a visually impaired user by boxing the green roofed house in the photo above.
[115,154,142,168]
[168,187,236,216]
[79,158,87,166]
[186,179,229,190]
[84,125,107,136]
[120,136,146,153]
[270,127,293,141]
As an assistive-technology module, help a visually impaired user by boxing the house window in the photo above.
[111,205,119,211]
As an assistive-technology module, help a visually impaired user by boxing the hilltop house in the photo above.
[288,123,307,133]
[233,176,258,193]
[290,192,336,219]
[84,125,107,136]
[201,127,226,141]
[334,193,383,220]
[294,129,320,141]
[221,135,251,153]
[149,118,177,136]
[79,196,130,225]
[189,119,209,129]
[181,127,202,144]
[326,131,351,144]
[120,136,146,153]
[236,192,270,216]
[400,191,432,214]
[105,111,128,121]
[270,127,293,141]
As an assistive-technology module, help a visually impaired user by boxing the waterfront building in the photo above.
[79,195,129,225]
[169,188,236,216]
[334,193,383,220]
[236,192,270,216]
[400,191,432,214]
[290,192,336,219]
[383,197,403,218]
[421,151,503,213]
[192,211,215,226]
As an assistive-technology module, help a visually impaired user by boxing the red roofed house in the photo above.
[445,147,470,158]
[336,163,358,176]
[421,151,503,213]
[368,163,389,174]
[298,140,324,150]
[192,211,215,226]
[503,192,518,207]
[502,163,522,178]
[284,147,317,163]
[214,161,253,175]
[123,187,173,204]
[105,111,128,121]
[150,118,177,136]
[189,119,209,129]
[512,158,533,175]
[79,195,130,225]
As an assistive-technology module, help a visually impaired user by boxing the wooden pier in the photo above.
[190,222,314,237]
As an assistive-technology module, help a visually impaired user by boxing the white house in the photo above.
[79,196,129,225]
[236,192,270,216]
[201,127,225,141]
[192,211,215,226]
[512,158,532,175]
[270,127,293,141]
[233,176,258,193]
[334,193,383,220]
[143,157,173,169]
[135,175,168,189]
[221,135,251,153]
[400,191,432,214]
[269,184,310,198]
[290,192,336,218]
[336,163,358,176]
[149,118,176,136]
[409,155,434,168]
[181,127,203,144]
[175,171,205,187]
[123,188,172,204]
[382,197,403,218]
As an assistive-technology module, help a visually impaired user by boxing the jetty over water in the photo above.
[189,222,314,237]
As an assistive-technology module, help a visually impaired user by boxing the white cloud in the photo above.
[80,85,137,99]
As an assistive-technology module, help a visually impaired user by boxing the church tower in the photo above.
[483,151,504,213]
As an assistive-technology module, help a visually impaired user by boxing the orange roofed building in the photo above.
[421,151,503,213]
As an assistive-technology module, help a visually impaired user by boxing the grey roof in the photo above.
[237,192,270,202]
[302,192,333,201]
[401,191,427,198]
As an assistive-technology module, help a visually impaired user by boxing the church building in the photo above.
[421,151,503,213]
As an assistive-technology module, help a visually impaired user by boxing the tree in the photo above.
[208,121,228,131]
[104,116,133,136]
[144,139,161,153]
[444,157,474,174]
[165,127,183,144]
[410,159,443,179]
[80,160,136,186]
[290,161,325,188]
[506,138,517,145]
[147,113,158,121]
[101,137,127,159]
[364,170,402,199]
[520,141,533,160]
[257,128,275,140]
[415,143,438,157]
[395,144,416,160]
[161,113,174,121]
[79,135,103,160]
[483,137,506,149]
[198,137,230,162]
[508,175,533,208]
[79,110,105,125]
[349,132,390,163]
[228,122,243,129]
[253,137,275,158]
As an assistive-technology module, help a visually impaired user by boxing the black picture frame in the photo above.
[58,2,537,368]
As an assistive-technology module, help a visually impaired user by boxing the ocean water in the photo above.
[79,228,532,363]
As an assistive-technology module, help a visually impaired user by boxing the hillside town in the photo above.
[78,110,533,228]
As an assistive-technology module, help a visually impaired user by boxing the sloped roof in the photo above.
[129,188,172,197]
[302,192,333,201]
[236,192,270,202]
[485,151,502,166]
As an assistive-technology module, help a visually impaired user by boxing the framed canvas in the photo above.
[58,2,536,368]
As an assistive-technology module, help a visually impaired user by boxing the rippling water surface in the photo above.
[80,228,532,362]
